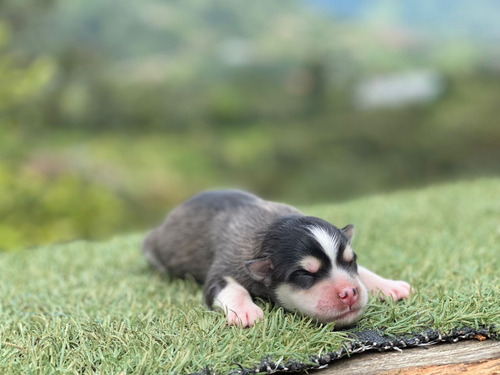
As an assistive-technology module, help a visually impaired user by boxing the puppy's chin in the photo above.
[314,306,365,327]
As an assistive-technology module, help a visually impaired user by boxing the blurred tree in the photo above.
[0,21,55,133]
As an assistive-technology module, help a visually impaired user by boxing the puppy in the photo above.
[143,190,411,328]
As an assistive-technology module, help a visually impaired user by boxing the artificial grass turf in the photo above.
[1,178,499,374]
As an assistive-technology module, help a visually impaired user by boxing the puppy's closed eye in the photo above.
[290,270,315,289]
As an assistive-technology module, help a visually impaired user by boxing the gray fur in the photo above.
[143,189,300,306]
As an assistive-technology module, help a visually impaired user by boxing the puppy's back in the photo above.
[143,190,265,282]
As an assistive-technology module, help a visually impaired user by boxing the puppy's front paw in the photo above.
[212,276,265,327]
[227,302,264,328]
[373,279,412,301]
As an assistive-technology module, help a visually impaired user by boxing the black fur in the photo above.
[204,276,228,308]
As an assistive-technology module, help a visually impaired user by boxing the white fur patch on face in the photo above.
[299,256,322,274]
[343,245,354,263]
[309,226,339,264]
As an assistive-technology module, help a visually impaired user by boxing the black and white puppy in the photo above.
[143,190,411,328]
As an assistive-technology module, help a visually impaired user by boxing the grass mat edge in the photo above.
[195,326,499,374]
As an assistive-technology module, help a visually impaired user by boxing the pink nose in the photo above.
[338,288,359,307]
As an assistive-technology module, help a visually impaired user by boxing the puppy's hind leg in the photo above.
[205,276,264,328]
[358,266,412,301]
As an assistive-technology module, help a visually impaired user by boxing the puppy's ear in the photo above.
[246,257,273,287]
[342,224,355,242]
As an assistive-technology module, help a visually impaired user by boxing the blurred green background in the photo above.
[2,0,500,251]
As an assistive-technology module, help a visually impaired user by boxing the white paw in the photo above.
[373,280,412,301]
[226,303,264,328]
[212,276,265,327]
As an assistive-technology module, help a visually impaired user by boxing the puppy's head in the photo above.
[247,216,368,327]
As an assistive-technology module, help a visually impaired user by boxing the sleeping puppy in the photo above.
[143,190,411,328]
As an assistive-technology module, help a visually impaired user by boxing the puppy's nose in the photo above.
[338,287,358,307]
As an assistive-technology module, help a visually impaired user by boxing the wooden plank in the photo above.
[381,357,500,375]
[315,340,500,375]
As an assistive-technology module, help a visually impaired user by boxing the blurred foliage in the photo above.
[0,163,129,250]
[1,1,500,250]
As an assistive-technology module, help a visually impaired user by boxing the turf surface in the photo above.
[1,179,499,374]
